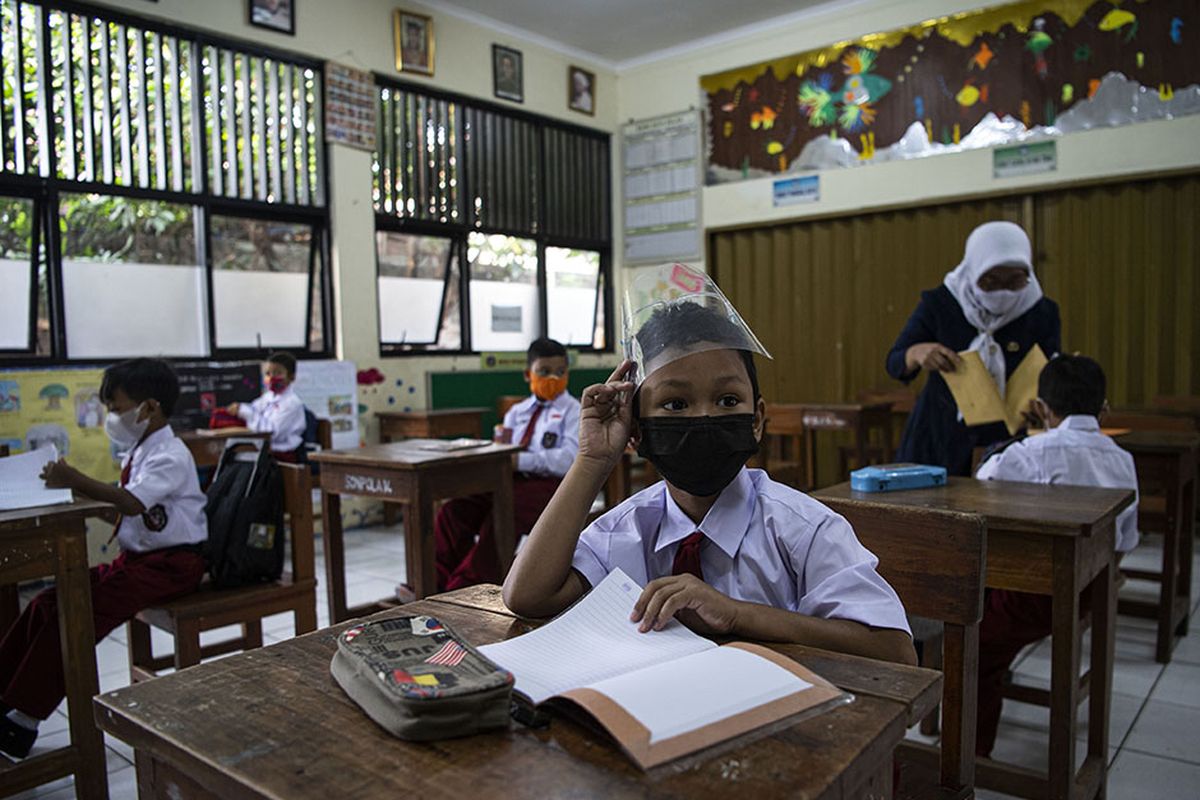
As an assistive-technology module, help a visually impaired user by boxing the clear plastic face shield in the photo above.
[621,263,772,385]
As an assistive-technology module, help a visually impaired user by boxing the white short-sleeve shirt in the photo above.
[571,468,911,634]
[119,426,208,553]
[975,415,1140,552]
[504,392,580,478]
[239,385,306,452]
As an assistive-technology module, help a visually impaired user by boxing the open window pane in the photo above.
[211,215,311,349]
[468,232,538,351]
[377,231,452,346]
[546,247,602,347]
[60,193,206,357]
[0,196,34,349]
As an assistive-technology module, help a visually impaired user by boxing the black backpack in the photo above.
[204,438,286,588]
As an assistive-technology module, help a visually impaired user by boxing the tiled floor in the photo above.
[6,527,1200,799]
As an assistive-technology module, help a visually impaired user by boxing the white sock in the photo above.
[6,709,39,731]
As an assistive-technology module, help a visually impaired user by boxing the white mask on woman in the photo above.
[104,403,149,451]
[975,288,1024,317]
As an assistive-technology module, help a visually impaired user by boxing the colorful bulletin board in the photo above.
[703,0,1199,182]
[0,367,120,482]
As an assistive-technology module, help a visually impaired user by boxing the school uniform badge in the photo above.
[141,504,168,532]
[541,431,558,448]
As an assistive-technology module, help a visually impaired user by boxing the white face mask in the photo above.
[104,403,149,451]
[976,288,1023,316]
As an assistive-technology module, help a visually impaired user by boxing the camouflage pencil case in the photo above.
[330,614,514,741]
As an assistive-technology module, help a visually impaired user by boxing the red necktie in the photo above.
[518,403,545,449]
[672,531,705,580]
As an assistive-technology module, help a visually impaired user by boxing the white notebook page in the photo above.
[478,568,714,704]
[586,645,812,744]
[0,446,73,511]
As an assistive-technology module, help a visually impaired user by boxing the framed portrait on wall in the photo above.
[492,44,523,103]
[394,10,434,76]
[248,0,295,35]
[568,66,595,115]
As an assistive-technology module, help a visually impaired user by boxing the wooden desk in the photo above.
[310,441,521,621]
[796,402,893,488]
[1114,430,1199,663]
[377,407,489,441]
[0,499,113,800]
[95,594,942,800]
[815,478,1134,800]
[176,428,271,469]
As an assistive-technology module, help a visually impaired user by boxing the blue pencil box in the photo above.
[850,463,947,493]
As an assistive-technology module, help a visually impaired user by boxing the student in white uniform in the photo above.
[973,354,1138,755]
[429,338,581,594]
[1,359,208,759]
[502,268,915,666]
[228,351,307,461]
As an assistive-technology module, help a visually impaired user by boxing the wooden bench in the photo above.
[127,462,318,682]
[758,403,807,489]
[820,497,986,799]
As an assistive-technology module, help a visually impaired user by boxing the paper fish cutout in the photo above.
[969,42,994,70]
[1099,8,1137,42]
[956,80,989,108]
[750,106,777,130]
[1170,18,1183,44]
[1026,18,1052,78]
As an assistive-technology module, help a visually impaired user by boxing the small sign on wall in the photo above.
[491,305,523,333]
[993,141,1056,178]
[773,175,819,206]
[324,62,377,152]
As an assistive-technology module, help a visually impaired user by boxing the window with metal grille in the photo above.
[0,1,330,363]
[373,78,611,356]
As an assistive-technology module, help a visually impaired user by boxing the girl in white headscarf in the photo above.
[886,221,1061,475]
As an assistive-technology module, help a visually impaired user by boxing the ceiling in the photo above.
[435,0,837,68]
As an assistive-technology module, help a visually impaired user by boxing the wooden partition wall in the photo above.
[710,172,1200,413]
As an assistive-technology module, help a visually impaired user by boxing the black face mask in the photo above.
[636,414,759,497]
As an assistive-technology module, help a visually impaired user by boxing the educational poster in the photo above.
[622,109,703,264]
[324,62,377,152]
[703,0,1200,182]
[170,362,263,432]
[292,359,359,450]
[0,367,120,482]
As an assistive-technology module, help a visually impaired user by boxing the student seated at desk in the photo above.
[426,337,581,594]
[0,359,208,759]
[227,351,306,462]
[502,290,916,666]
[974,354,1138,756]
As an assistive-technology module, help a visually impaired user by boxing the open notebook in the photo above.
[0,446,73,511]
[478,569,847,769]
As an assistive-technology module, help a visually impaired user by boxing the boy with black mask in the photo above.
[503,266,915,665]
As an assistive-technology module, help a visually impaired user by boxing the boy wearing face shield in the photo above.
[503,268,915,666]
[0,359,207,759]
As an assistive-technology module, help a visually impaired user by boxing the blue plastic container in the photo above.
[849,463,948,493]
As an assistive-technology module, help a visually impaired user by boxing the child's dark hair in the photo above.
[267,351,297,378]
[100,358,180,416]
[634,302,761,405]
[527,337,567,366]
[1038,354,1106,418]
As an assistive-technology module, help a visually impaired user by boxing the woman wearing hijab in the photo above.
[886,221,1061,475]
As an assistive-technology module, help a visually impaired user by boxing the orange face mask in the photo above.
[530,373,568,402]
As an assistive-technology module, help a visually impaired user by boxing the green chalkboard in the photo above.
[429,368,613,434]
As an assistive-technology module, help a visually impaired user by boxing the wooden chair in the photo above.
[758,403,807,489]
[820,497,986,799]
[127,462,318,682]
[496,394,525,421]
[0,445,15,633]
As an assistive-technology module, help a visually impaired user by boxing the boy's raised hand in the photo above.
[577,360,636,471]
